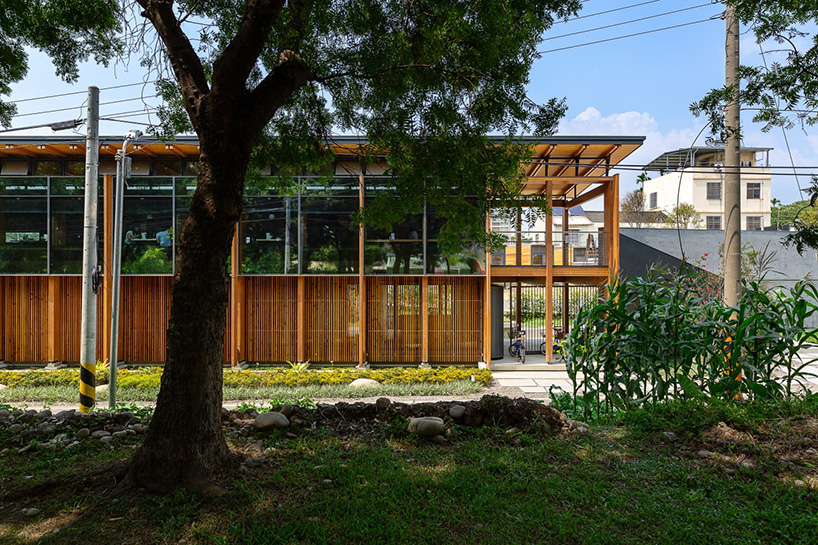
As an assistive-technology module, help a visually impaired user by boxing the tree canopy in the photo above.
[0,0,121,126]
[664,203,703,230]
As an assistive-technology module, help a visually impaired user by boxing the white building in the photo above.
[642,146,772,230]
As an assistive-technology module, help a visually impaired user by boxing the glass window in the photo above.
[121,196,174,274]
[50,197,104,274]
[746,183,761,199]
[706,182,721,200]
[184,161,199,176]
[706,216,721,230]
[35,161,60,176]
[747,216,762,231]
[65,161,85,176]
[0,197,48,273]
[364,188,423,275]
[301,181,359,274]
[155,160,182,176]
[240,195,297,274]
[426,204,486,275]
[649,192,657,209]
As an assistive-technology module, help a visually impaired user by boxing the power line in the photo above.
[13,95,160,119]
[7,81,158,105]
[554,0,664,25]
[543,2,717,42]
[539,16,719,54]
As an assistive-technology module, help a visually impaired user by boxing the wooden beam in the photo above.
[47,276,60,362]
[545,181,553,362]
[5,144,36,158]
[132,145,158,158]
[39,145,68,158]
[297,276,305,363]
[609,174,620,274]
[165,144,188,159]
[552,145,588,178]
[230,230,239,366]
[102,175,113,362]
[421,276,429,363]
[566,183,608,209]
[358,173,366,366]
[483,215,492,364]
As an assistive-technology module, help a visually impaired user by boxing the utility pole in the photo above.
[723,5,741,306]
[79,86,99,413]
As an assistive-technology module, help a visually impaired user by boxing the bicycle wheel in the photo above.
[508,344,516,357]
[540,341,546,355]
[520,345,526,364]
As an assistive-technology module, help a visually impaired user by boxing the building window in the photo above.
[747,216,762,231]
[706,216,721,230]
[649,192,657,209]
[706,182,721,200]
[746,183,761,199]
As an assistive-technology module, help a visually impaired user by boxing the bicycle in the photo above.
[508,328,526,363]
[540,327,566,357]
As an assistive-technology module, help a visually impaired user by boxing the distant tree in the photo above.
[664,203,703,229]
[621,189,649,228]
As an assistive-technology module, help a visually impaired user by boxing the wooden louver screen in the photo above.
[244,277,297,363]
[1,277,48,362]
[367,277,422,363]
[305,277,359,363]
[427,277,483,363]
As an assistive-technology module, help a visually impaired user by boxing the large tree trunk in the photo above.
[127,127,252,491]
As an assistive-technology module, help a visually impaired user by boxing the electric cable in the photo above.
[6,81,159,105]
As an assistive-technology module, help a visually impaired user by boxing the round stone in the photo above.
[448,405,466,419]
[37,410,52,419]
[349,378,380,389]
[112,431,128,439]
[77,428,90,439]
[99,436,114,443]
[375,397,391,411]
[254,411,289,430]
[23,508,40,517]
[408,417,445,437]
[697,450,714,459]
[91,430,111,439]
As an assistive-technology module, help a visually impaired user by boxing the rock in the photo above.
[449,405,466,419]
[407,417,445,437]
[0,409,10,418]
[291,417,304,426]
[245,456,266,467]
[8,424,22,434]
[253,412,289,430]
[432,434,446,444]
[96,384,109,393]
[278,405,296,419]
[697,450,714,459]
[794,479,806,487]
[23,508,40,517]
[77,428,90,439]
[99,436,113,444]
[375,397,391,411]
[349,378,380,389]
[132,424,145,434]
[112,431,128,439]
[36,423,56,435]
[55,410,73,419]
[37,409,52,419]
[90,430,111,439]
[663,431,678,441]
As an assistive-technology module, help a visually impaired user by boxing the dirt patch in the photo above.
[702,421,753,446]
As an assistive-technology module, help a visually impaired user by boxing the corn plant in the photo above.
[563,265,818,420]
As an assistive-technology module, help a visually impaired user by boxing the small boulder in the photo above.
[76,428,90,439]
[23,508,40,517]
[254,411,289,430]
[112,431,128,439]
[90,430,111,439]
[349,378,380,389]
[0,409,9,418]
[375,397,391,411]
[662,431,678,441]
[132,424,145,434]
[449,405,466,419]
[37,409,52,419]
[278,405,296,419]
[99,436,113,444]
[697,450,714,459]
[407,417,445,437]
[8,424,22,434]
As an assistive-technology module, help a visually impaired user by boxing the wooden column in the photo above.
[562,205,569,266]
[102,174,113,361]
[544,182,553,362]
[358,173,366,366]
[563,283,569,335]
[483,215,491,364]
[608,174,620,274]
[230,230,240,366]
[47,276,61,362]
[297,276,305,363]
[421,276,429,363]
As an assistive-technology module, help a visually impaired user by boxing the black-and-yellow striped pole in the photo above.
[79,362,96,413]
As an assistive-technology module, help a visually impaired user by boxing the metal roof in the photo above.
[645,145,773,172]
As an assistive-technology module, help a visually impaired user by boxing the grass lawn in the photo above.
[1,399,817,544]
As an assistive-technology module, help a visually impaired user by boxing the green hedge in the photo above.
[0,366,492,390]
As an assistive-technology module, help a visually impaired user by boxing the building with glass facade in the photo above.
[0,135,643,366]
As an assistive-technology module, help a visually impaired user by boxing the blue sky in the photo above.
[5,0,816,204]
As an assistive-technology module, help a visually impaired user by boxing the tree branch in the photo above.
[249,53,314,132]
[211,0,286,92]
[137,0,209,127]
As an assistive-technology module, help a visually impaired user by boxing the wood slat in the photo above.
[2,277,49,362]
[305,277,359,364]
[120,276,172,362]
[427,277,483,363]
[366,277,421,363]
[244,277,297,363]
